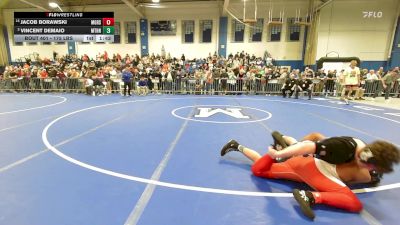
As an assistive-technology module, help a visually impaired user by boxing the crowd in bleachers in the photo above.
[0,50,399,99]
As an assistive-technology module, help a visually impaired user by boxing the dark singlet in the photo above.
[315,136,358,164]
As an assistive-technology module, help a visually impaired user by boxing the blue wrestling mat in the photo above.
[0,93,399,225]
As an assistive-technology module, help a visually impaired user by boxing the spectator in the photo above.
[2,51,397,98]
[366,70,378,80]
[294,74,313,100]
[282,73,297,98]
[205,69,213,95]
[110,67,121,93]
[314,69,325,95]
[373,69,399,101]
[377,67,386,78]
[362,69,379,96]
[342,60,360,100]
[137,76,148,96]
[227,68,236,94]
[122,67,133,96]
[324,70,335,96]
[147,75,154,94]
[84,78,94,95]
[220,69,228,95]
[39,68,48,79]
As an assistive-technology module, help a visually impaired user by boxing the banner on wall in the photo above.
[316,57,361,71]
[322,62,351,71]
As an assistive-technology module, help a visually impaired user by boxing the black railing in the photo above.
[0,77,399,98]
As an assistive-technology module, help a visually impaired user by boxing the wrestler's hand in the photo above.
[267,146,280,159]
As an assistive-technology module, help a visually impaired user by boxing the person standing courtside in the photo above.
[373,69,399,101]
[122,67,133,96]
[342,60,360,100]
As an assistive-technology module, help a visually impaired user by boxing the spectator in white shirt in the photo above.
[341,60,360,100]
[366,70,379,80]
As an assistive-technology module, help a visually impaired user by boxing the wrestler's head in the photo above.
[301,132,326,142]
[350,60,357,68]
[358,141,400,173]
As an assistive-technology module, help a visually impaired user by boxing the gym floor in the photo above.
[0,93,399,225]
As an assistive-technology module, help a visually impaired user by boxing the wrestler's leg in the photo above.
[251,154,302,182]
[273,131,326,147]
[240,145,262,162]
[290,158,363,213]
[313,189,362,212]
[220,140,262,162]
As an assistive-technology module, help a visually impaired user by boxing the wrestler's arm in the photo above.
[268,141,316,159]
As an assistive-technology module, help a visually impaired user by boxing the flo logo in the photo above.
[362,11,383,18]
[171,105,272,124]
[194,107,250,119]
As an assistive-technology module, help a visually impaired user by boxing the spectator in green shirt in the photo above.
[373,69,399,100]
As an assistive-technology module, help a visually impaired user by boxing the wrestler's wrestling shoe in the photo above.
[220,140,240,156]
[293,189,315,220]
[271,131,288,150]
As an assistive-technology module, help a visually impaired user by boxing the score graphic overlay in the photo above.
[14,12,115,42]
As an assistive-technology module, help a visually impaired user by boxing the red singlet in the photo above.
[251,154,362,212]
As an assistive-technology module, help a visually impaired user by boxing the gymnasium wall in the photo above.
[2,1,309,62]
[73,4,142,59]
[224,1,309,61]
[1,0,399,70]
[317,0,399,69]
[143,3,219,59]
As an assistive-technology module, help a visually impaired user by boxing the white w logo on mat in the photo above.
[194,108,249,119]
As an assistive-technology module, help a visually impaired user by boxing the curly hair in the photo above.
[367,141,400,173]
[301,132,326,142]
